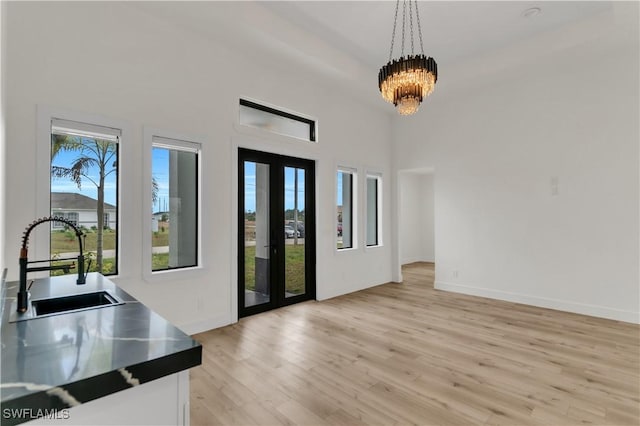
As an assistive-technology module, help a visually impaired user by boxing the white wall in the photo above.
[2,2,393,333]
[399,172,435,265]
[393,4,639,323]
[0,1,6,278]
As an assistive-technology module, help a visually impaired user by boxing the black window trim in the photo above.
[239,99,316,142]
[338,169,354,250]
[150,140,200,273]
[366,176,379,247]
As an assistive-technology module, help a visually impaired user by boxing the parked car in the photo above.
[284,225,300,239]
[286,221,305,238]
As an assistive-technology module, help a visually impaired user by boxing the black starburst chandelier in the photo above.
[378,0,438,115]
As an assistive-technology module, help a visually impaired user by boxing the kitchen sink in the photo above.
[32,291,122,316]
[9,291,124,322]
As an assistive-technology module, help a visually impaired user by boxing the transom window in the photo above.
[239,99,316,142]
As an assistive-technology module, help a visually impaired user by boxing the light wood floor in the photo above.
[191,263,640,425]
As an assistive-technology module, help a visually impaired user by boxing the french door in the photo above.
[238,149,316,318]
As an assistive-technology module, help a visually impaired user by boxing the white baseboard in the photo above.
[401,257,435,266]
[435,281,640,324]
[177,314,232,336]
[317,277,392,301]
[401,256,421,265]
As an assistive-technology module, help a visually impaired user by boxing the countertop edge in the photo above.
[0,345,202,425]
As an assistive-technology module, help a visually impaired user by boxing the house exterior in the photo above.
[51,192,117,230]
[151,211,169,233]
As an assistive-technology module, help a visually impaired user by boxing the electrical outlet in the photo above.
[452,270,459,279]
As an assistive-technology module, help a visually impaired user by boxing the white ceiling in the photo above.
[261,1,612,68]
[129,1,619,109]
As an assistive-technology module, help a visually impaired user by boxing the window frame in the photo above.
[37,106,130,278]
[336,167,358,251]
[48,116,121,277]
[238,98,317,143]
[366,173,383,248]
[142,127,204,281]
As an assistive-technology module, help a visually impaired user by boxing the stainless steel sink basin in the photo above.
[9,291,124,322]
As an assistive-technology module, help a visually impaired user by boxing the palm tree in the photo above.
[152,176,159,206]
[51,134,117,273]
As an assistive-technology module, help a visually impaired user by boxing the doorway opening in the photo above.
[398,169,435,284]
[238,148,316,318]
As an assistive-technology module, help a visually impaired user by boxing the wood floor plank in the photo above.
[191,263,640,425]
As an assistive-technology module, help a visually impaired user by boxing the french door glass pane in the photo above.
[244,161,271,308]
[284,167,305,298]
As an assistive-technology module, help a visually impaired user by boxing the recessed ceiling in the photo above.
[262,1,612,68]
[127,1,617,108]
[130,1,612,69]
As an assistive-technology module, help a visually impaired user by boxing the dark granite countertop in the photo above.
[1,273,202,425]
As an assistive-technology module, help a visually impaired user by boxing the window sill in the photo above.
[336,247,358,253]
[144,265,204,283]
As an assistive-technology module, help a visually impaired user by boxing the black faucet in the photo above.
[17,216,86,313]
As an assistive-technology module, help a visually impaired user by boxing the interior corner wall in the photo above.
[399,173,434,265]
[0,0,6,278]
[393,25,639,323]
[2,2,394,332]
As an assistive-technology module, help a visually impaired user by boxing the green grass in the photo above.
[49,253,172,276]
[244,244,306,295]
[49,242,304,293]
[50,256,117,276]
[51,229,170,273]
[51,229,116,252]
[152,253,169,270]
[51,229,170,252]
[152,230,169,247]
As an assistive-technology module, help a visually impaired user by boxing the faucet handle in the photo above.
[85,259,92,280]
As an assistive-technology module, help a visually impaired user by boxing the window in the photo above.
[239,99,316,142]
[366,175,382,247]
[337,168,356,250]
[51,212,78,229]
[66,212,79,227]
[151,136,200,272]
[50,118,120,276]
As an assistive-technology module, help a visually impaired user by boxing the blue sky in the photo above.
[152,148,169,212]
[51,145,119,206]
[244,162,306,212]
[50,143,170,211]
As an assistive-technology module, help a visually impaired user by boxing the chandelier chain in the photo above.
[401,0,406,57]
[388,0,400,62]
[415,0,425,55]
[409,0,415,55]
